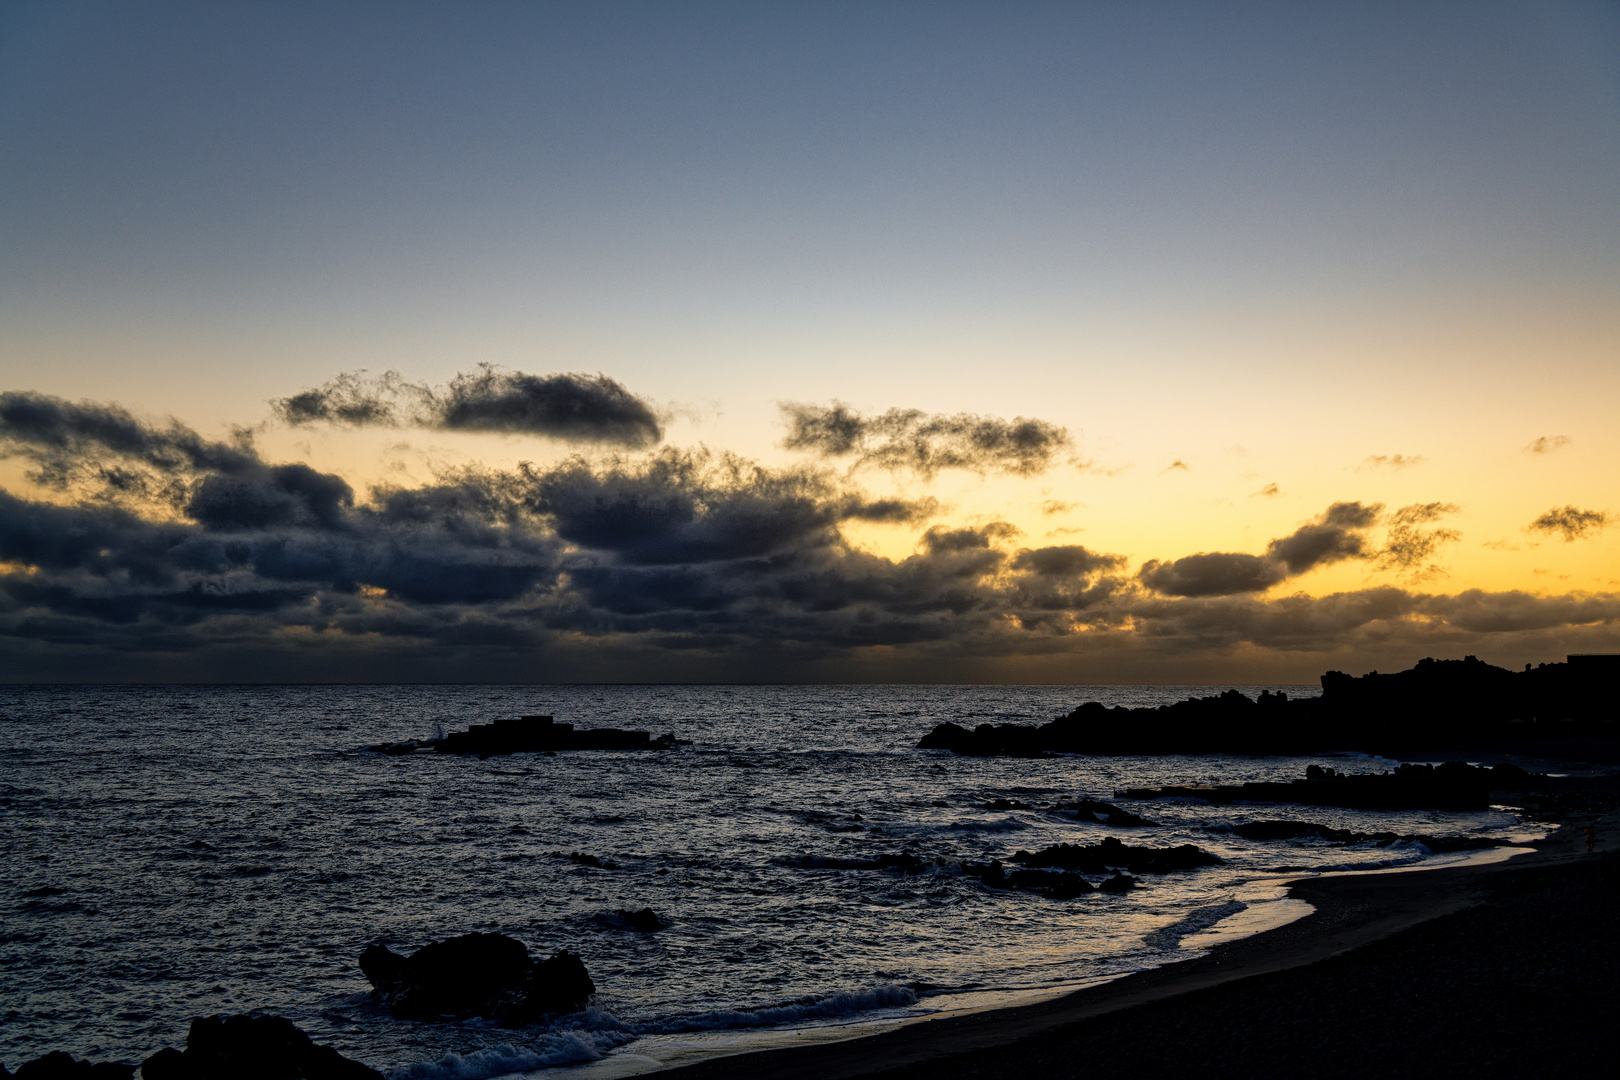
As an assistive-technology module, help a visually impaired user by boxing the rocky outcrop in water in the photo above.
[137,1015,381,1079]
[917,654,1620,758]
[370,715,685,756]
[1009,836,1224,874]
[1118,761,1526,811]
[1230,819,1515,853]
[359,933,594,1024]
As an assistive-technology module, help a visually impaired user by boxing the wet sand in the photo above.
[653,820,1619,1079]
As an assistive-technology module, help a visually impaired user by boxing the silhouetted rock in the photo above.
[359,933,594,1024]
[1230,818,1516,852]
[1010,837,1224,875]
[6,1051,132,1079]
[1054,799,1157,826]
[370,714,683,756]
[611,908,665,932]
[916,654,1620,758]
[1098,874,1137,893]
[137,1015,380,1079]
[1121,761,1507,811]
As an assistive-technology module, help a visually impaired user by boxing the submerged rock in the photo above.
[137,1015,381,1079]
[359,933,594,1024]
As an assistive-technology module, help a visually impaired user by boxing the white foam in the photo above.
[389,1030,634,1080]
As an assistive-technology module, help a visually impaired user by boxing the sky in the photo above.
[1,1,1616,683]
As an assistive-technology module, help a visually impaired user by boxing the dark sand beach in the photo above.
[657,813,1619,1080]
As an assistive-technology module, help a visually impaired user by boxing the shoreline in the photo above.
[632,815,1616,1080]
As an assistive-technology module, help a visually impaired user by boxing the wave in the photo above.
[388,1028,635,1080]
[1142,900,1247,950]
[637,984,921,1034]
[946,817,1028,832]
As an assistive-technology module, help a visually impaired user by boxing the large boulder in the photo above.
[359,933,594,1025]
[137,1015,380,1079]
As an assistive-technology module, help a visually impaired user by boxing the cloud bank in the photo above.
[1,389,1615,681]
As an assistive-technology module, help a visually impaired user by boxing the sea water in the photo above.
[0,685,1544,1078]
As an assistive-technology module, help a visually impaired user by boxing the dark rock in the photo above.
[9,1051,132,1079]
[1098,874,1137,893]
[612,908,665,932]
[1230,819,1515,853]
[430,715,679,755]
[359,933,594,1024]
[1004,868,1095,898]
[138,1015,381,1079]
[916,653,1620,758]
[1121,761,1504,811]
[1010,836,1223,874]
[1054,799,1157,827]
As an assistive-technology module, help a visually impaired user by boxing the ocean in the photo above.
[0,685,1543,1078]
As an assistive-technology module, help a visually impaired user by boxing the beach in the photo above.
[654,815,1619,1080]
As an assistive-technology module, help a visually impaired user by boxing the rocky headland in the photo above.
[917,653,1619,758]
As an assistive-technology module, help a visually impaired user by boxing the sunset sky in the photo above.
[1,1,1616,682]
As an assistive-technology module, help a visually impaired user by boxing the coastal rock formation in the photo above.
[917,654,1620,757]
[370,714,684,756]
[602,908,666,932]
[359,933,594,1024]
[1231,819,1514,853]
[3,1051,133,1078]
[1118,762,1522,811]
[1054,799,1157,826]
[1009,837,1224,874]
[137,1015,381,1079]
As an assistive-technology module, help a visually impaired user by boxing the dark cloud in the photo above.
[780,402,1072,477]
[1379,502,1462,573]
[1525,435,1571,454]
[1162,459,1190,473]
[3,390,1615,680]
[272,366,663,447]
[1253,483,1280,497]
[1139,501,1384,596]
[1039,499,1077,515]
[0,391,257,490]
[1010,544,1124,578]
[1137,552,1289,597]
[1264,501,1380,574]
[1528,506,1609,542]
